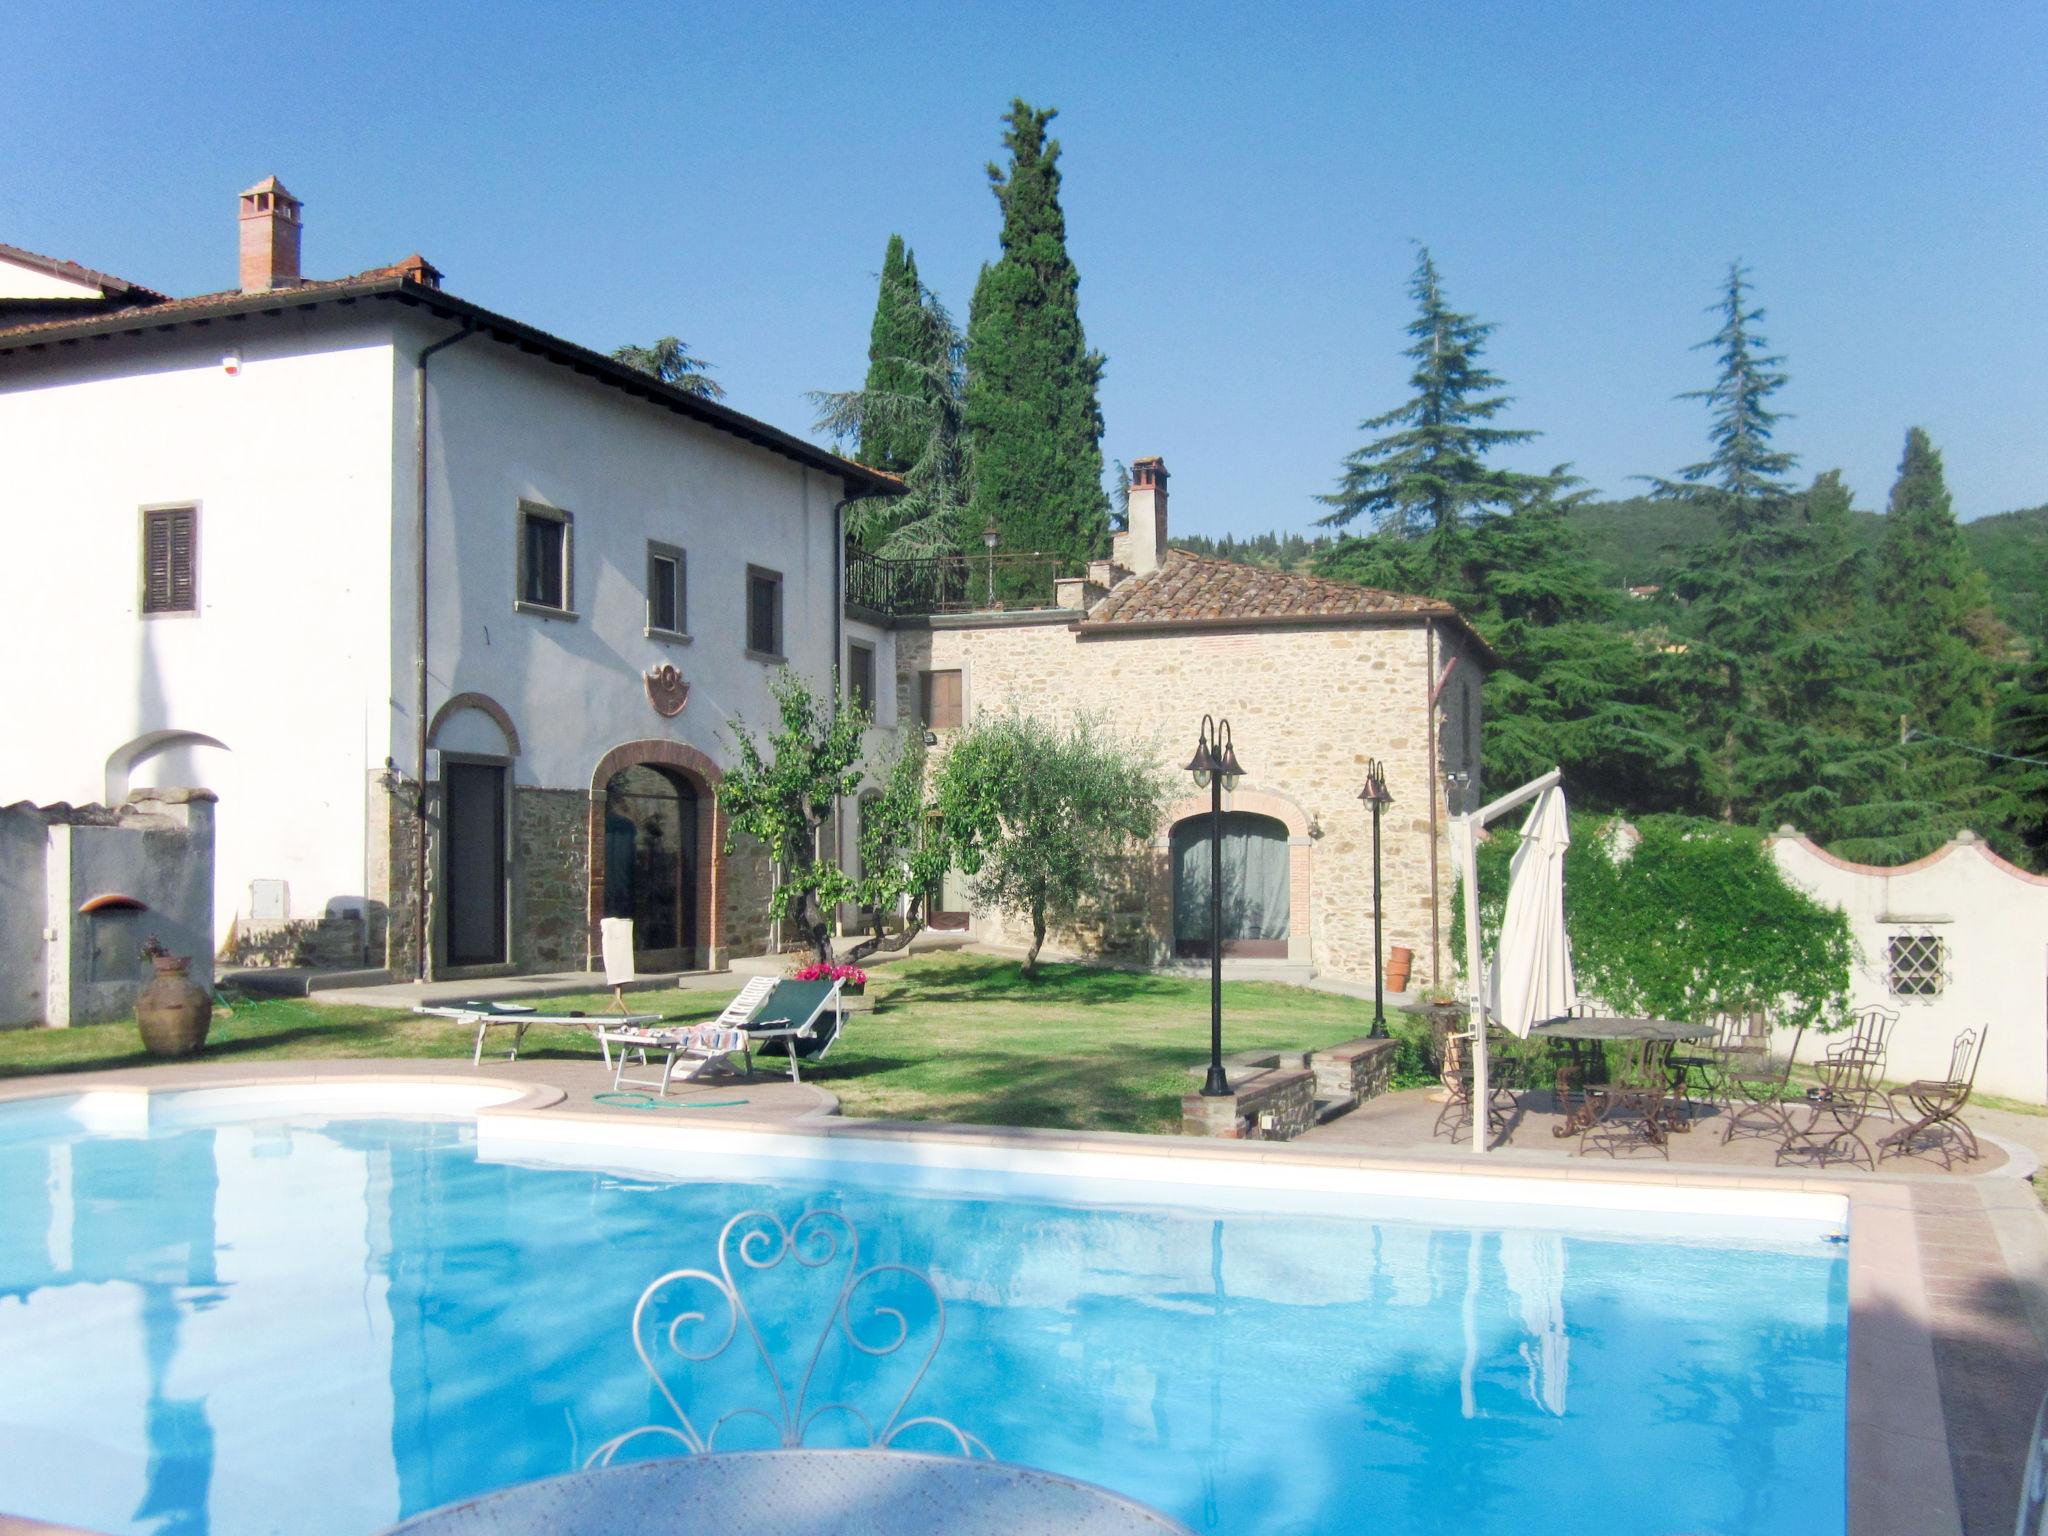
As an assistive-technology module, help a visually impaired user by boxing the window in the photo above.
[746,566,783,659]
[848,642,877,715]
[141,505,198,615]
[516,502,573,614]
[1886,932,1948,998]
[921,668,962,730]
[647,542,686,637]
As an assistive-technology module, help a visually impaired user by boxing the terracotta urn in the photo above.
[136,955,213,1058]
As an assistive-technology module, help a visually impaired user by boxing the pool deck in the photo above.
[2,1057,2042,1536]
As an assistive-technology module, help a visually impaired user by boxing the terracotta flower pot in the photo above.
[1385,945,1414,993]
[136,955,213,1059]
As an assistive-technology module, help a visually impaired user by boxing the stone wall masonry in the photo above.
[1180,1066,1316,1140]
[722,829,775,964]
[232,915,366,969]
[515,787,588,972]
[896,616,1484,989]
[371,777,424,980]
[1309,1036,1398,1107]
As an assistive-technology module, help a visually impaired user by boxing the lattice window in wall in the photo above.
[1885,931,1949,998]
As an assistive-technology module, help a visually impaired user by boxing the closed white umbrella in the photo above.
[1488,784,1577,1039]
[1500,1231,1570,1417]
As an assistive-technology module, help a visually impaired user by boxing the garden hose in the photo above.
[593,1092,751,1111]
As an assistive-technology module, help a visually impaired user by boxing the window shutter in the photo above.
[166,509,195,611]
[143,507,195,613]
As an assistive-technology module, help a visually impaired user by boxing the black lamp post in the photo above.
[982,521,1000,608]
[1186,714,1245,1097]
[1358,758,1394,1037]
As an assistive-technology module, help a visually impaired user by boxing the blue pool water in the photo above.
[0,1100,1847,1536]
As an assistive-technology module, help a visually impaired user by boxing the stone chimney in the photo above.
[1114,456,1169,576]
[238,177,303,293]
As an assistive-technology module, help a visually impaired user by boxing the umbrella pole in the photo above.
[1460,819,1490,1154]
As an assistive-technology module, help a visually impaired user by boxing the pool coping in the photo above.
[0,1070,1973,1536]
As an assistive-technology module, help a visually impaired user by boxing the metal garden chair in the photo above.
[1878,1026,1989,1170]
[1720,1024,1806,1145]
[1433,1030,1515,1143]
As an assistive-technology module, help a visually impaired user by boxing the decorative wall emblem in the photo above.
[587,1208,989,1464]
[645,663,690,718]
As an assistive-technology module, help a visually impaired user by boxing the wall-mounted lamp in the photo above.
[221,348,243,377]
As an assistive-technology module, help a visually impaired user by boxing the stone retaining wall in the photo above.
[1309,1036,1399,1108]
[1181,1065,1316,1141]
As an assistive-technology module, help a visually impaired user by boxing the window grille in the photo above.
[1885,931,1948,998]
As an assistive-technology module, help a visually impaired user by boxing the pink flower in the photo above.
[791,962,868,986]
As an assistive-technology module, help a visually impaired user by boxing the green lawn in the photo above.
[0,952,1387,1135]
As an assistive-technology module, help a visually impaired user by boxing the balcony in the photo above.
[845,542,1071,618]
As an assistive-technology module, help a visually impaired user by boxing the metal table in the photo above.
[1529,1016,1715,1143]
[1529,1016,1716,1044]
[377,1450,1196,1536]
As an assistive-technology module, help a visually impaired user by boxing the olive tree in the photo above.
[834,732,955,963]
[938,710,1170,975]
[715,669,865,964]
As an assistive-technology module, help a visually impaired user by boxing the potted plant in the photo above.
[791,961,873,1011]
[135,935,213,1058]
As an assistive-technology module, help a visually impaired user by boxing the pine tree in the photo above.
[1659,263,1808,819]
[1874,428,2001,744]
[812,278,972,559]
[1317,478,1707,813]
[963,100,1109,572]
[1318,249,1552,559]
[610,337,723,400]
[1655,262,1797,526]
[858,235,925,473]
[1994,653,2048,868]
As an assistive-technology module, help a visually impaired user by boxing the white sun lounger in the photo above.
[415,1000,663,1067]
[598,977,779,1095]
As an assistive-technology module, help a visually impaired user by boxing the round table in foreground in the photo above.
[378,1450,1196,1536]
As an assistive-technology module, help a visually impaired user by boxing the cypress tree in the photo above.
[963,100,1109,571]
[1318,247,1551,556]
[858,235,925,473]
[1874,428,1999,744]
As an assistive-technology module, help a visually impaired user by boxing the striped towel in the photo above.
[684,1025,748,1054]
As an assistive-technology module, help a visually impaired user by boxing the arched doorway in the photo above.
[602,764,700,971]
[1171,811,1292,959]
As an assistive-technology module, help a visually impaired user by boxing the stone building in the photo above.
[866,459,1492,990]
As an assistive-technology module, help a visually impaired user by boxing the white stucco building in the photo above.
[1769,829,2048,1104]
[0,180,893,986]
[2,179,1491,1005]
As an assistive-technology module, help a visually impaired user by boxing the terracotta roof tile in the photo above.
[0,241,169,303]
[0,268,902,498]
[1083,548,1457,627]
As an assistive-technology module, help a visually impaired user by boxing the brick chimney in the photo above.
[238,177,302,293]
[1115,456,1169,576]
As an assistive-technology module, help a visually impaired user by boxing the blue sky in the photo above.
[6,1,2043,539]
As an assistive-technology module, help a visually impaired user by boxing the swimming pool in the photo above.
[0,1089,1847,1536]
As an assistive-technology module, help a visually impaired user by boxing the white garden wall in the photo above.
[1768,831,2048,1104]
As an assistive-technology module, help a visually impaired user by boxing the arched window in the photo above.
[1171,812,1291,959]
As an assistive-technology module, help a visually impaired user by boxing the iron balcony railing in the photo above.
[845,542,1072,617]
